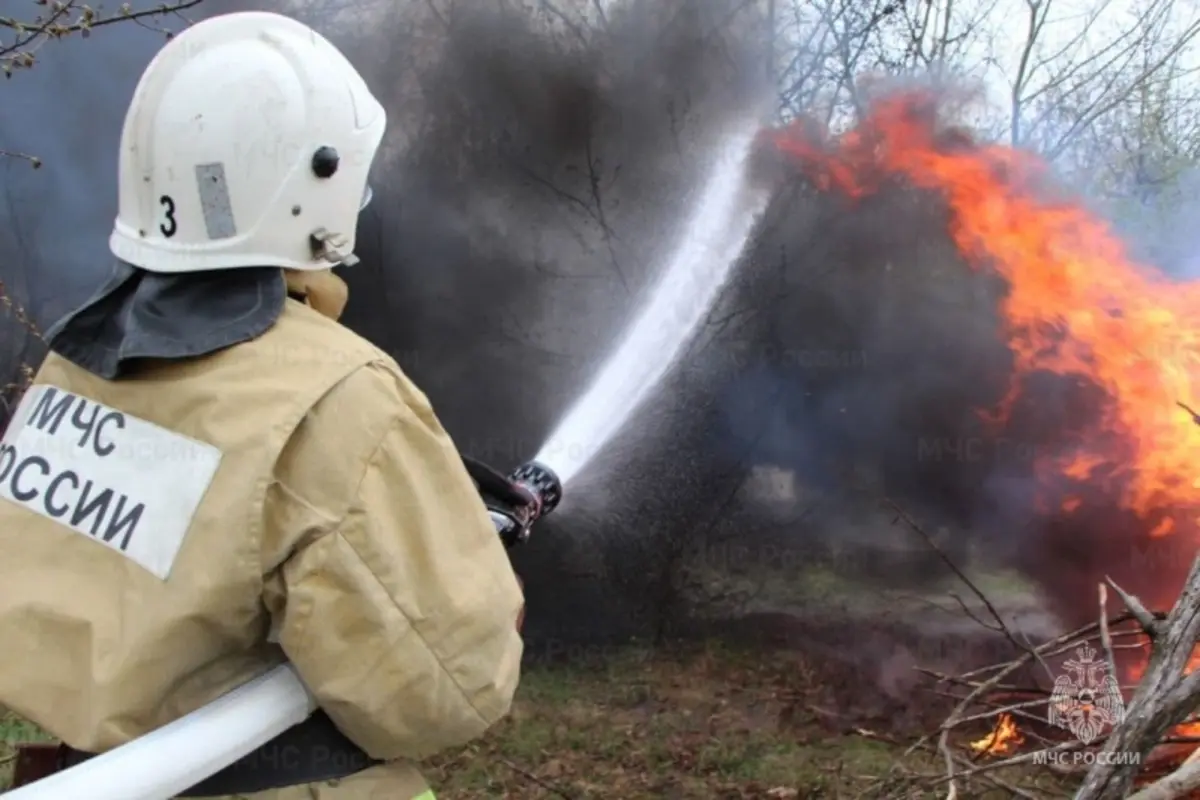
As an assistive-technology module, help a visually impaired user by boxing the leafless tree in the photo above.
[1004,0,1200,159]
[1071,29,1200,194]
[0,0,202,167]
[0,0,203,74]
[770,0,903,125]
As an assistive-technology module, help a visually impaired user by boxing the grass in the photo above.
[420,642,1062,798]
[0,709,54,787]
[0,640,1065,799]
[426,644,911,798]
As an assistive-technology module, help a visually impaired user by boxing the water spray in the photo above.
[535,123,766,484]
[6,123,767,800]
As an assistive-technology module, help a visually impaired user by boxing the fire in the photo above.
[769,94,1200,547]
[1129,656,1200,740]
[768,91,1200,765]
[971,713,1025,756]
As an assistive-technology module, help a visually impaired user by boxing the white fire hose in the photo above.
[2,477,559,799]
[2,504,549,799]
[3,665,315,800]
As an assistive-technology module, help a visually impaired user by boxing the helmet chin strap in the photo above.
[309,228,359,267]
[307,183,373,267]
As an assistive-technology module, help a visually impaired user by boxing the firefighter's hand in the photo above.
[462,454,532,510]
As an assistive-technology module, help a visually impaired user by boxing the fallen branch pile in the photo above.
[865,500,1200,800]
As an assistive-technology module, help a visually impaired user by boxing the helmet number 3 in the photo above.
[159,195,178,238]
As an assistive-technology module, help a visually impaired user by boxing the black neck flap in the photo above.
[47,262,287,380]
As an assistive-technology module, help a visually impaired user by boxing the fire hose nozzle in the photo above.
[489,460,563,549]
[510,461,563,517]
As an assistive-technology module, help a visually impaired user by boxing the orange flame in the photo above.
[770,94,1200,540]
[770,92,1200,758]
[970,713,1025,756]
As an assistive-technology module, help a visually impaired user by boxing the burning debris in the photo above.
[824,503,1200,799]
[756,91,1200,799]
[765,90,1200,626]
[970,712,1025,757]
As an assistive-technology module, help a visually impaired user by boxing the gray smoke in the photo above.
[0,12,177,379]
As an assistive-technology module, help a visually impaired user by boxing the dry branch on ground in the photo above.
[879,499,1200,800]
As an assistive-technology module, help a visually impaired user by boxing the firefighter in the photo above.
[0,10,524,799]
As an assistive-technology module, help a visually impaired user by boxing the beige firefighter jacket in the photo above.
[0,278,524,797]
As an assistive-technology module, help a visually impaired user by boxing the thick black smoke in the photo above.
[321,0,776,647]
[0,0,779,647]
[708,106,1184,636]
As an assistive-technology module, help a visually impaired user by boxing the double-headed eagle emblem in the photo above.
[1048,644,1125,744]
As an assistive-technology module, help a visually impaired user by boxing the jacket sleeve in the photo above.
[265,362,525,761]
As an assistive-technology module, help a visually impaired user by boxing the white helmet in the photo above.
[109,11,386,273]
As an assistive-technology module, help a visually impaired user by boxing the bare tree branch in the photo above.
[0,0,203,77]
